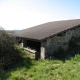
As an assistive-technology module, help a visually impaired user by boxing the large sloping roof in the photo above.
[15,19,80,41]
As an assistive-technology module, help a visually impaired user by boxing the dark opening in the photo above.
[27,40,41,60]
[57,32,66,37]
[25,40,41,52]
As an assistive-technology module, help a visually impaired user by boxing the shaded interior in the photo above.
[24,39,41,52]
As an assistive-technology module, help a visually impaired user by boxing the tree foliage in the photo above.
[0,27,21,69]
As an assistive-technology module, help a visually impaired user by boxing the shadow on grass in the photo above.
[0,57,33,80]
[60,48,80,63]
[46,46,80,63]
[64,53,80,62]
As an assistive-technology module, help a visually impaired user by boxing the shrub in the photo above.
[53,47,65,59]
[68,37,77,49]
[0,27,22,69]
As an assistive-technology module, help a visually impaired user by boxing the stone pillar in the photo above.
[20,38,24,48]
[23,39,27,47]
[40,41,46,60]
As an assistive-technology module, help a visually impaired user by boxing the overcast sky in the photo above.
[0,0,80,30]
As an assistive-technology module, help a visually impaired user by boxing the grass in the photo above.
[1,48,80,80]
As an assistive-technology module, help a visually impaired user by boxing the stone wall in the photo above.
[46,27,80,55]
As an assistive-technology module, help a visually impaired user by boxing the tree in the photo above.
[0,27,21,69]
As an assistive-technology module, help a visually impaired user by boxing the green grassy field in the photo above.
[1,50,80,80]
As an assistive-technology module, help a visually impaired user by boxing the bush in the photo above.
[0,27,22,69]
[69,37,77,49]
[53,47,65,59]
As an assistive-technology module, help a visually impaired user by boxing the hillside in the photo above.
[0,51,80,80]
[6,30,20,34]
[6,30,20,32]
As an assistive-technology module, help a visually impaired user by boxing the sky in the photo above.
[0,0,80,30]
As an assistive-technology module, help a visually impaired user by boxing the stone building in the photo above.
[15,19,80,59]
